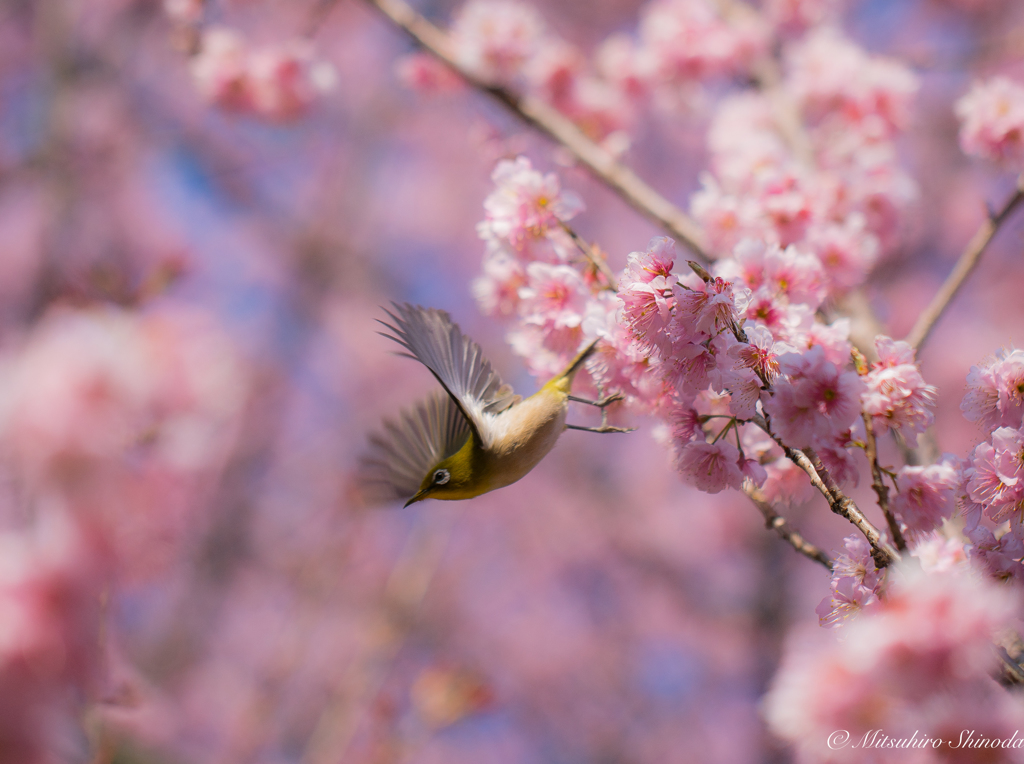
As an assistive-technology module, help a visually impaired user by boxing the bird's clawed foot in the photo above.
[567,424,635,434]
[569,392,624,409]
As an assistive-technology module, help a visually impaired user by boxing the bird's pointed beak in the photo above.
[403,489,428,508]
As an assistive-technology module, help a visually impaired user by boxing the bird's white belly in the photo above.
[482,393,567,490]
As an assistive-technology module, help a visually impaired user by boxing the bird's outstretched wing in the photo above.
[378,303,519,443]
[360,392,471,504]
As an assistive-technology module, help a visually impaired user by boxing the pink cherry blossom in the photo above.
[675,440,745,494]
[816,435,860,487]
[523,39,584,110]
[473,248,527,317]
[763,345,864,449]
[768,562,1022,762]
[508,322,584,379]
[760,242,826,308]
[191,28,251,113]
[758,174,816,247]
[190,29,334,121]
[245,40,336,122]
[0,307,156,476]
[890,456,961,540]
[804,217,879,295]
[706,95,789,190]
[956,76,1024,168]
[673,275,750,335]
[477,156,582,260]
[862,335,937,444]
[961,347,1024,430]
[663,339,719,396]
[0,306,245,480]
[966,525,1024,584]
[518,262,590,329]
[450,0,545,84]
[689,179,757,256]
[908,532,968,573]
[786,27,918,135]
[798,318,852,369]
[732,324,784,385]
[965,427,1024,537]
[0,511,105,762]
[618,237,678,356]
[638,0,769,85]
[816,535,886,628]
[594,34,657,101]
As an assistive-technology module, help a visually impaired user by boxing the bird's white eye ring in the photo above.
[433,469,450,485]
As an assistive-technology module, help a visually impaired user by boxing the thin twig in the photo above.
[904,173,1024,351]
[751,414,898,567]
[861,412,906,551]
[367,0,900,569]
[743,482,833,570]
[852,348,906,551]
[361,0,712,262]
[558,220,619,290]
[803,447,899,568]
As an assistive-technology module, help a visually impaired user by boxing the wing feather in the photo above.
[378,303,518,443]
[359,392,471,504]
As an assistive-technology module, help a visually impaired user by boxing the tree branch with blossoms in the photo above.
[904,171,1024,351]
[361,0,712,261]
[167,0,1024,750]
[439,0,967,594]
[743,483,832,570]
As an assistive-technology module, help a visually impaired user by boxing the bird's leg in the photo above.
[567,423,634,434]
[568,392,624,408]
[568,385,633,433]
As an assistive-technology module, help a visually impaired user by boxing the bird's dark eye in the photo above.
[433,469,450,485]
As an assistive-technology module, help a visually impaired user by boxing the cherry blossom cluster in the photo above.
[960,349,1024,580]
[0,512,107,762]
[862,337,937,445]
[403,0,805,151]
[189,27,336,121]
[472,157,940,512]
[472,156,615,379]
[957,76,1024,170]
[692,27,917,273]
[815,535,883,627]
[0,305,247,756]
[766,562,1024,763]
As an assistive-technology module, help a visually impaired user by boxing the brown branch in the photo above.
[558,220,619,290]
[904,172,1024,351]
[851,348,906,551]
[861,412,906,551]
[751,414,898,567]
[366,0,901,569]
[802,447,899,568]
[361,0,712,262]
[743,482,833,570]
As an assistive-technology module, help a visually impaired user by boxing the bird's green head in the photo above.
[404,443,480,506]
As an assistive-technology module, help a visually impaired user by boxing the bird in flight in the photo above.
[362,303,629,506]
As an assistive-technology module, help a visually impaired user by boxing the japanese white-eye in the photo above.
[362,303,628,507]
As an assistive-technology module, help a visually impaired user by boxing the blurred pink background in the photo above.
[1,0,1023,761]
